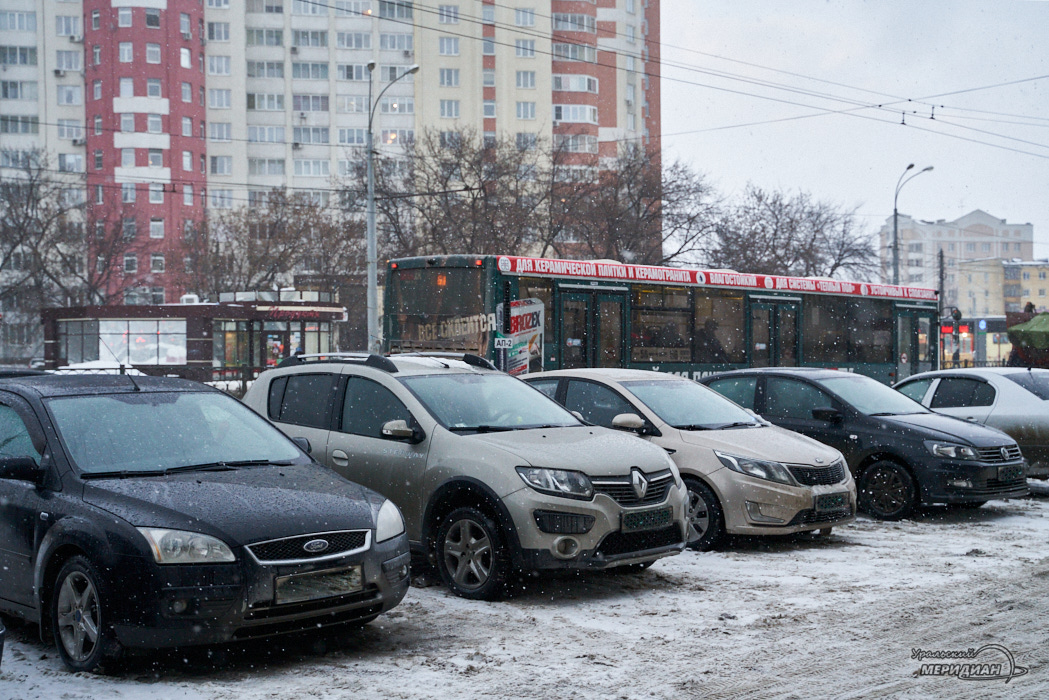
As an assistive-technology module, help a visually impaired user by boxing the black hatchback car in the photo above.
[0,375,410,672]
[701,368,1028,519]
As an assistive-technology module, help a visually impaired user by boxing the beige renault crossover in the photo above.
[524,369,856,550]
[243,354,689,599]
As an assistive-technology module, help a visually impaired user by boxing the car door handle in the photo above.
[331,449,349,466]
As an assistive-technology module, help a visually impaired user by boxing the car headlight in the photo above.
[137,528,235,564]
[925,441,978,460]
[375,499,405,543]
[714,451,795,486]
[516,467,594,500]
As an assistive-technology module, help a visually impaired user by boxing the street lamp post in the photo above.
[892,163,934,286]
[366,62,419,354]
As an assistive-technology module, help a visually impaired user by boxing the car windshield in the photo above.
[621,379,760,430]
[1003,371,1049,400]
[47,391,304,475]
[400,373,580,431]
[816,375,929,416]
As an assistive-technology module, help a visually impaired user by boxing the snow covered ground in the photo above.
[4,493,1049,700]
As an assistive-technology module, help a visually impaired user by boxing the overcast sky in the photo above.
[660,0,1049,265]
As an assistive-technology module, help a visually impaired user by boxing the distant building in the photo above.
[878,210,1034,307]
[1003,260,1049,313]
[956,258,1006,318]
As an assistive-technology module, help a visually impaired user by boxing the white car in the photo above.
[895,367,1049,479]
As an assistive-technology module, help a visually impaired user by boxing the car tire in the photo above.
[858,461,917,520]
[684,478,724,551]
[434,506,510,601]
[51,556,121,673]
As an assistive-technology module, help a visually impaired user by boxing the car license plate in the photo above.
[622,506,673,532]
[998,464,1024,481]
[275,566,362,605]
[815,492,850,512]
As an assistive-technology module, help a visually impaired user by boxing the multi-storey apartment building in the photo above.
[878,209,1034,308]
[0,0,660,359]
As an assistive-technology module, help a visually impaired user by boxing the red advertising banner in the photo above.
[495,256,937,301]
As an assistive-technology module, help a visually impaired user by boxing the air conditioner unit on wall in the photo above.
[290,46,299,54]
[72,137,85,146]
[69,35,82,43]
[53,69,65,77]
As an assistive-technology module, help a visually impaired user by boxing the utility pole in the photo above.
[938,248,945,317]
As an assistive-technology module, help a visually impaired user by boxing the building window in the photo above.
[380,128,413,145]
[124,254,138,273]
[515,39,536,58]
[292,62,329,80]
[482,38,495,55]
[377,33,408,50]
[209,56,231,75]
[440,99,460,118]
[292,0,327,14]
[149,219,165,239]
[515,8,535,26]
[58,154,83,172]
[378,1,413,20]
[553,43,597,62]
[293,126,330,143]
[181,82,192,102]
[483,100,495,118]
[145,9,160,28]
[292,94,329,111]
[516,71,536,89]
[439,131,461,149]
[121,149,135,167]
[248,125,286,142]
[553,104,599,124]
[246,29,283,46]
[338,64,367,81]
[516,101,535,120]
[210,156,233,175]
[247,61,285,78]
[210,122,232,141]
[439,37,460,56]
[483,68,496,87]
[92,45,100,64]
[151,254,165,273]
[122,183,136,203]
[247,93,284,110]
[118,8,131,27]
[147,79,162,97]
[209,89,232,108]
[182,151,193,171]
[120,78,134,98]
[482,5,495,22]
[247,158,285,175]
[210,190,233,209]
[438,5,459,23]
[380,97,413,114]
[208,22,230,41]
[553,14,596,32]
[338,128,366,145]
[56,50,81,71]
[180,47,192,69]
[293,159,330,177]
[149,184,164,203]
[119,43,133,63]
[91,10,100,30]
[146,43,161,64]
[58,85,83,105]
[439,68,460,87]
[516,133,537,150]
[94,151,103,171]
[180,12,191,37]
[292,30,328,47]
[56,16,81,36]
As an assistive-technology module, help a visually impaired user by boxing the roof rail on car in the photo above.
[277,352,399,373]
[389,352,497,371]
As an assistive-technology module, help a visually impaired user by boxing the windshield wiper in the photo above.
[448,425,515,433]
[81,470,165,479]
[711,421,760,430]
[868,412,899,417]
[163,459,295,474]
[672,424,714,431]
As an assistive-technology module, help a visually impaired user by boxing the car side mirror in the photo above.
[382,419,425,443]
[0,456,43,483]
[291,436,311,454]
[612,413,646,433]
[812,408,844,424]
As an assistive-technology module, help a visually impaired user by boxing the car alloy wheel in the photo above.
[859,461,916,521]
[51,556,120,672]
[684,478,724,551]
[435,506,509,601]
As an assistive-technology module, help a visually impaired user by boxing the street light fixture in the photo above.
[366,62,419,354]
[892,163,934,286]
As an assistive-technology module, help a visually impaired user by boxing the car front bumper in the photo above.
[503,481,689,571]
[921,460,1029,504]
[710,469,857,535]
[110,534,411,649]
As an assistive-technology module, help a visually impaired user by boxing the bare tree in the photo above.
[706,185,877,279]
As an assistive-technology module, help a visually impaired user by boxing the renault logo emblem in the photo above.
[303,539,330,554]
[631,469,649,500]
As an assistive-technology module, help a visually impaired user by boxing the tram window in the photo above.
[632,287,691,363]
[693,290,745,364]
[845,299,892,364]
[803,297,848,362]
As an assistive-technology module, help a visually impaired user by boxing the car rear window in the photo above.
[1004,371,1049,400]
[271,373,336,429]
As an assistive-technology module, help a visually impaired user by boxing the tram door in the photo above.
[560,291,626,369]
[750,301,800,367]
[895,309,936,379]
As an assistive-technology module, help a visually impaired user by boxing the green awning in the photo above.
[1007,313,1049,350]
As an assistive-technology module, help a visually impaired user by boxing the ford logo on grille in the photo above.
[303,539,330,554]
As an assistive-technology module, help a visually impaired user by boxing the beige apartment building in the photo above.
[878,209,1034,306]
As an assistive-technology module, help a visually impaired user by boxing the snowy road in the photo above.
[3,493,1049,700]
